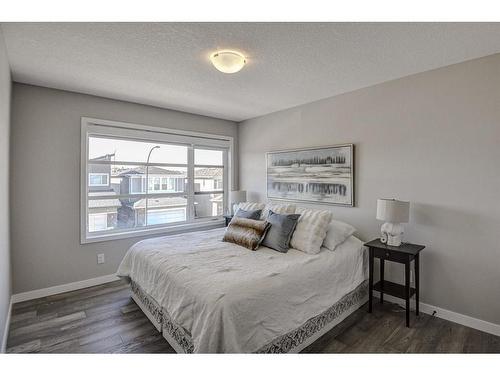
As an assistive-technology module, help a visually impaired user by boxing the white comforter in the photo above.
[117,227,367,353]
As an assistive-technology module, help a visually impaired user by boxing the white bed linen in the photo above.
[117,227,367,353]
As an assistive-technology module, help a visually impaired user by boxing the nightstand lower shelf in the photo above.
[373,280,415,300]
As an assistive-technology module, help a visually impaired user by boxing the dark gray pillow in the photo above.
[261,210,301,253]
[234,208,262,220]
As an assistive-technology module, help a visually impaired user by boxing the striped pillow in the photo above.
[290,208,333,254]
[237,202,266,212]
[261,203,296,219]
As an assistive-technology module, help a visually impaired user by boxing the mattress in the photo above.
[117,227,367,353]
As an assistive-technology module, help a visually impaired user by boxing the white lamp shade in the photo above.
[376,199,410,223]
[229,190,247,204]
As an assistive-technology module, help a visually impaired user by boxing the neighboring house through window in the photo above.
[87,154,119,233]
[81,118,232,243]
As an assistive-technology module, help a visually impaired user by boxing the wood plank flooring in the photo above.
[7,280,500,353]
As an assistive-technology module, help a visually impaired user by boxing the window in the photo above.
[194,148,225,218]
[153,178,160,191]
[130,176,144,194]
[81,118,232,243]
[88,213,110,232]
[89,173,109,187]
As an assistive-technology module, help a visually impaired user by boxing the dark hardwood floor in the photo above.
[7,280,500,353]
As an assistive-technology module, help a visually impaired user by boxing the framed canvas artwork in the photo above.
[266,144,354,206]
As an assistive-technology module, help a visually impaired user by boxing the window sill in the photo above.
[81,218,224,244]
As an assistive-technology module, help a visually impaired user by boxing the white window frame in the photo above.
[81,117,234,244]
[89,173,109,187]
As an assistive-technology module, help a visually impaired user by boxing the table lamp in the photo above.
[376,199,410,246]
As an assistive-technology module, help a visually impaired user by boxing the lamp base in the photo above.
[381,222,404,246]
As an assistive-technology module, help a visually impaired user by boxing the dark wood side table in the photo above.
[223,215,233,227]
[364,239,425,327]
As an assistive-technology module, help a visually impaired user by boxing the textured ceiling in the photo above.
[2,23,500,121]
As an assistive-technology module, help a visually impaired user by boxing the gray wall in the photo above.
[239,53,500,325]
[0,27,12,350]
[10,83,238,293]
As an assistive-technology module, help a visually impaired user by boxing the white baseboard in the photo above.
[374,291,500,337]
[1,297,12,353]
[11,274,120,304]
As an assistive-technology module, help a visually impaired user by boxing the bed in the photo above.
[117,227,368,353]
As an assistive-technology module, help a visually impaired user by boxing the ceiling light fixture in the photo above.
[210,50,246,74]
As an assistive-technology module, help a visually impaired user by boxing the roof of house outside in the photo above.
[88,192,121,208]
[90,153,115,162]
[119,166,187,177]
[195,168,223,178]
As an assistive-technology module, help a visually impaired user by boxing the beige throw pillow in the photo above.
[223,217,270,250]
[290,208,333,254]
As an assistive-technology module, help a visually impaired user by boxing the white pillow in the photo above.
[323,219,356,251]
[261,202,296,219]
[237,202,266,212]
[290,208,333,254]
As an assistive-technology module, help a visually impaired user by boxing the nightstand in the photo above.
[223,215,233,227]
[364,239,425,327]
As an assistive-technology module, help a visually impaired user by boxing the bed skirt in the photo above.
[129,279,163,332]
[158,279,368,353]
[257,280,368,353]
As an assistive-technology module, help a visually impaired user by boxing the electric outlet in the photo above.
[97,253,105,264]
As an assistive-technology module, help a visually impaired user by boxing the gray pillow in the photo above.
[262,210,301,253]
[234,208,262,220]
